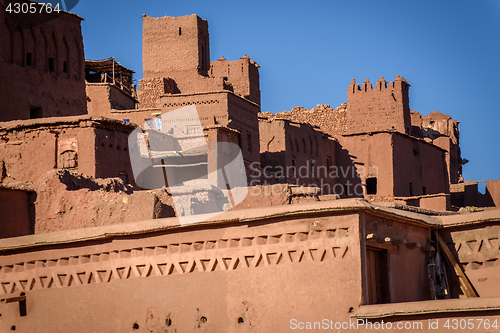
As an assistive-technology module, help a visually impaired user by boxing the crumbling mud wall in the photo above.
[32,170,175,234]
[261,103,347,137]
[0,116,136,187]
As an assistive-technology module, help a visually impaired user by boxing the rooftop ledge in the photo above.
[0,199,498,252]
[353,297,500,319]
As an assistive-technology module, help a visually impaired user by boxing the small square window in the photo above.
[30,106,42,119]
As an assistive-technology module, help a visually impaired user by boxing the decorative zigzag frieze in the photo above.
[449,226,500,271]
[0,227,351,295]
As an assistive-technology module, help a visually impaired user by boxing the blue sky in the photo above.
[72,0,500,184]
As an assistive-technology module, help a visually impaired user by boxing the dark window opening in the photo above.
[178,27,181,35]
[30,106,42,119]
[409,182,414,196]
[366,248,390,304]
[63,61,68,73]
[422,186,427,195]
[19,293,27,317]
[326,157,331,170]
[237,132,243,149]
[366,177,377,195]
[311,161,315,177]
[247,132,252,153]
[413,149,419,156]
[26,53,32,66]
[48,57,55,72]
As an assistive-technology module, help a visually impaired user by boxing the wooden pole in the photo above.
[435,231,478,298]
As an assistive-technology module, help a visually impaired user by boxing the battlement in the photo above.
[348,75,410,94]
[346,75,411,135]
[210,55,261,105]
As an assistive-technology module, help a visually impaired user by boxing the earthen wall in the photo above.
[259,118,336,193]
[392,133,449,197]
[0,0,86,121]
[0,187,33,238]
[0,208,362,332]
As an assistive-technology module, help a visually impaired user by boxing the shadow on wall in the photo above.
[335,144,363,198]
[260,145,363,197]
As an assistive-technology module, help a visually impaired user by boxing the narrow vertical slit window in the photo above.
[26,52,32,66]
[247,132,252,153]
[48,57,55,72]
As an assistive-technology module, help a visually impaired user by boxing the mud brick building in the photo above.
[0,0,86,121]
[261,76,471,210]
[86,14,261,172]
[1,6,500,332]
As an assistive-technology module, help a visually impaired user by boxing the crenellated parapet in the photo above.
[348,75,409,94]
[346,75,411,135]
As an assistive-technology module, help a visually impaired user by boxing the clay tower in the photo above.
[346,75,411,135]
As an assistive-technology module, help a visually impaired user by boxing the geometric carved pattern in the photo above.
[449,226,500,271]
[162,100,220,108]
[0,227,350,295]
